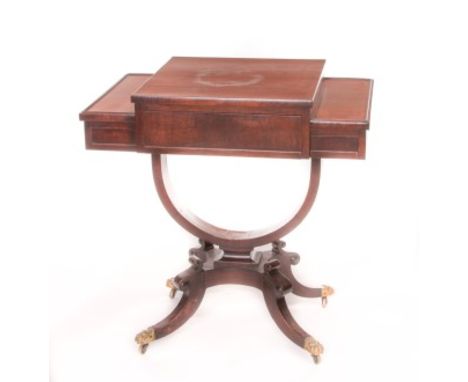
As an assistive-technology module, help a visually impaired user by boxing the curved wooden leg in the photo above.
[135,240,330,361]
[263,281,324,363]
[279,259,322,298]
[135,268,206,354]
[270,241,334,305]
[279,262,334,305]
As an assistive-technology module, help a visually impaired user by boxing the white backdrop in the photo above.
[1,0,467,381]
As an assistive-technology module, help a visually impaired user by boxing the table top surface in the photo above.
[132,57,325,105]
[311,78,372,123]
[81,73,372,126]
[79,58,372,159]
[84,74,151,117]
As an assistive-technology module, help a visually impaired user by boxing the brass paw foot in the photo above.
[304,336,324,364]
[321,285,334,308]
[289,253,300,265]
[135,328,156,354]
[166,278,180,299]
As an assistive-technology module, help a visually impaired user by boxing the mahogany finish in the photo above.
[138,240,327,363]
[79,57,373,364]
[80,58,372,159]
[310,78,373,159]
[80,74,152,151]
[133,57,325,158]
[133,57,325,104]
[152,153,321,253]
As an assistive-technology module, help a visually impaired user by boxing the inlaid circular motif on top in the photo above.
[195,69,264,87]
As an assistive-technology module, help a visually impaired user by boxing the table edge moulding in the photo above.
[79,56,373,364]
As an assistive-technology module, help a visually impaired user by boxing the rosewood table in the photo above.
[79,57,373,363]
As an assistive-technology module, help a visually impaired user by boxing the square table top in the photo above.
[131,57,325,107]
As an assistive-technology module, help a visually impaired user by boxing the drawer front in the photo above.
[310,127,366,159]
[85,123,136,151]
[139,111,306,157]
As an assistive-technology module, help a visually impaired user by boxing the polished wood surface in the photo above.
[79,74,151,151]
[310,77,373,159]
[312,78,373,121]
[79,63,372,159]
[133,57,325,157]
[132,57,325,105]
[80,74,151,122]
[152,154,321,253]
[79,57,373,363]
[136,240,328,363]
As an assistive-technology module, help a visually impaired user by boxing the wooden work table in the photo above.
[80,57,373,363]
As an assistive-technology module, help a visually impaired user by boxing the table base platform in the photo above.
[134,240,333,364]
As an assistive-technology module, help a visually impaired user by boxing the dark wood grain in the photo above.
[80,74,151,151]
[132,57,324,157]
[151,154,321,253]
[310,77,373,159]
[80,73,151,122]
[137,241,325,361]
[132,57,325,104]
[79,58,372,362]
[79,62,372,159]
[80,74,372,159]
[141,111,305,156]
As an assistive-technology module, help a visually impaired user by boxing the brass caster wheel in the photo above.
[139,344,149,354]
[135,328,156,354]
[321,285,334,308]
[304,336,324,364]
[166,278,180,299]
